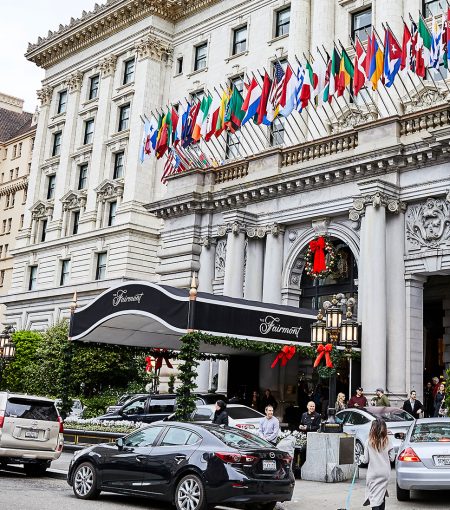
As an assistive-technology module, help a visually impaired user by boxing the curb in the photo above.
[47,469,67,480]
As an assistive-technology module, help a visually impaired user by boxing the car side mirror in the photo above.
[116,437,124,449]
[118,408,124,415]
[394,432,405,440]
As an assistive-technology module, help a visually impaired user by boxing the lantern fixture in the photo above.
[310,310,327,347]
[0,325,16,360]
[339,307,359,348]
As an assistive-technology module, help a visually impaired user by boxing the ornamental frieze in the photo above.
[31,200,53,219]
[406,197,450,250]
[214,239,226,279]
[95,179,124,202]
[61,190,87,211]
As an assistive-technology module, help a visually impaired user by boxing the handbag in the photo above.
[438,404,448,417]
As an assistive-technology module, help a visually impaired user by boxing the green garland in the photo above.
[174,334,201,420]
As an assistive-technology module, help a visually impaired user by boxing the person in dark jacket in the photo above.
[423,382,434,417]
[260,389,278,412]
[434,383,446,417]
[348,387,369,408]
[299,401,321,432]
[402,390,424,419]
[212,400,229,425]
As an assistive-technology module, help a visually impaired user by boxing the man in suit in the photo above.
[402,390,424,419]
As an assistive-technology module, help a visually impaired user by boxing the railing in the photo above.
[214,161,249,184]
[63,428,125,449]
[400,106,450,136]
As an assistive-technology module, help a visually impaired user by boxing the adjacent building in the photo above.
[2,0,450,405]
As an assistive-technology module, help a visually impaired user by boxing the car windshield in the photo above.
[410,422,450,443]
[366,409,413,422]
[5,398,58,421]
[207,427,272,448]
[227,407,263,419]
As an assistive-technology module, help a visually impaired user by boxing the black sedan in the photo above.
[67,422,294,510]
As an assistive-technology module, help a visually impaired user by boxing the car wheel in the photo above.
[24,461,49,477]
[396,483,410,501]
[354,440,367,467]
[175,473,206,510]
[72,462,100,500]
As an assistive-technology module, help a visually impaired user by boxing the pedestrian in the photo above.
[434,383,446,417]
[335,392,347,412]
[212,400,229,425]
[402,390,424,419]
[260,389,278,412]
[423,382,434,418]
[431,376,440,399]
[373,388,390,407]
[360,418,395,510]
[258,405,280,444]
[250,390,260,410]
[348,387,369,408]
[299,401,321,433]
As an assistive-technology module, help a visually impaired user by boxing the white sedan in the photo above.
[336,407,414,465]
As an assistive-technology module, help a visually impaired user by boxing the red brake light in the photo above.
[0,414,4,428]
[398,447,420,462]
[214,452,258,464]
[58,416,64,434]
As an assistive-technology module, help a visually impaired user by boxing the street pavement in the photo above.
[0,452,449,510]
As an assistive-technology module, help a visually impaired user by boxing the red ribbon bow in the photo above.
[313,343,333,368]
[153,349,174,371]
[145,356,153,373]
[271,345,296,369]
[309,236,326,273]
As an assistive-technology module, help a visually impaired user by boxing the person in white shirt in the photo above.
[258,405,280,444]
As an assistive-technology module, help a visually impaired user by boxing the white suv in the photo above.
[0,392,64,475]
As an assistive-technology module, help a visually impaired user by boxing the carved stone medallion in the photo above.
[214,239,227,279]
[406,198,450,250]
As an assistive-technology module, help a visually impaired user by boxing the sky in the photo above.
[0,0,99,112]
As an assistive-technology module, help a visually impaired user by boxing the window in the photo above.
[11,193,15,207]
[89,75,99,100]
[423,0,440,16]
[123,59,135,85]
[0,270,4,287]
[190,89,205,103]
[20,214,24,229]
[352,8,372,43]
[31,137,35,150]
[47,175,56,199]
[28,265,38,290]
[5,194,9,208]
[2,220,6,233]
[40,219,47,242]
[78,164,88,190]
[95,252,107,280]
[232,25,247,55]
[194,43,207,71]
[124,425,163,447]
[12,145,17,158]
[230,75,244,94]
[83,119,94,145]
[15,168,19,179]
[18,143,22,157]
[57,90,68,114]
[176,57,183,74]
[9,169,13,180]
[60,259,70,286]
[113,152,124,179]
[4,244,8,256]
[118,104,130,132]
[23,188,27,204]
[0,173,3,183]
[160,427,201,447]
[270,117,285,146]
[52,131,62,156]
[108,201,117,226]
[193,408,214,421]
[275,7,290,37]
[72,211,80,235]
[225,132,241,159]
[7,218,11,233]
[28,163,31,174]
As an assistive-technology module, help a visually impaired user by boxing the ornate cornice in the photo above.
[134,34,173,62]
[37,85,53,106]
[0,176,28,197]
[25,0,220,69]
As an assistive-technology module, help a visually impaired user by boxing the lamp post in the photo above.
[0,325,16,360]
[310,294,358,414]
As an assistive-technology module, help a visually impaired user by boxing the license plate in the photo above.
[434,455,450,466]
[262,460,277,471]
[25,431,38,439]
[238,424,255,429]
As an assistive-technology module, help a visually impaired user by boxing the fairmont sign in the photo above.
[112,289,144,307]
[259,315,303,338]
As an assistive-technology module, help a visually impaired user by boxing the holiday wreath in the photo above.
[304,236,337,279]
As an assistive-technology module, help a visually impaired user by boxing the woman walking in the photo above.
[335,392,346,412]
[360,419,395,510]
[434,383,446,417]
[212,400,229,425]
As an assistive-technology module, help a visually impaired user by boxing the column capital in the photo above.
[217,221,246,237]
[349,194,406,223]
[37,85,53,106]
[199,236,216,248]
[66,70,84,93]
[266,223,285,237]
[98,54,117,77]
[134,34,173,62]
[405,274,428,286]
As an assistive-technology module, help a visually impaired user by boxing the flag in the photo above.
[192,96,212,141]
[171,106,179,146]
[416,15,432,77]
[242,78,261,124]
[182,101,200,147]
[224,86,245,133]
[383,27,402,87]
[299,60,318,107]
[215,90,229,137]
[443,9,449,69]
[354,38,367,96]
[322,52,332,103]
[313,56,327,104]
[400,22,413,75]
[264,62,285,124]
[200,96,213,138]
[295,63,305,110]
[329,47,341,99]
[337,47,354,96]
[139,118,155,162]
[430,15,442,68]
[366,33,383,90]
[256,71,272,125]
[279,65,297,116]
[173,103,186,145]
[204,95,221,141]
[155,113,169,159]
[161,148,175,183]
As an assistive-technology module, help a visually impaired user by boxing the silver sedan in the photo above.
[395,418,450,501]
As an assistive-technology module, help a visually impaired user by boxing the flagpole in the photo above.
[420,8,450,92]
[201,94,229,164]
[316,46,344,125]
[319,44,349,119]
[241,74,270,149]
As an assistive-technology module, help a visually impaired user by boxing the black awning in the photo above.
[70,281,316,354]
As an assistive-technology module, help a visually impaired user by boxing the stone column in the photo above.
[386,203,407,396]
[223,222,246,298]
[262,224,285,304]
[374,0,403,37]
[217,360,228,395]
[244,228,265,301]
[288,0,311,61]
[443,299,450,372]
[198,238,215,293]
[195,360,211,393]
[359,194,387,393]
[405,274,427,400]
[311,0,335,60]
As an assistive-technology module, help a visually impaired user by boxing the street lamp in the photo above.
[0,325,16,360]
[310,294,358,412]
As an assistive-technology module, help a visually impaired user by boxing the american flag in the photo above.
[265,62,285,122]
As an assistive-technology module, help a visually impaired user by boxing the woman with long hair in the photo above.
[335,392,346,412]
[212,400,229,425]
[360,419,395,510]
[434,383,446,417]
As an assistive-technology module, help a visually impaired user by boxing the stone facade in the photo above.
[3,0,450,401]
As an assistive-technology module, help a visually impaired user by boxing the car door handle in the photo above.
[136,455,147,463]
[175,455,187,464]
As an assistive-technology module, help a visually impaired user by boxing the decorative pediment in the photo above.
[60,190,87,211]
[30,200,53,219]
[403,82,448,114]
[406,197,450,251]
[95,179,124,202]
